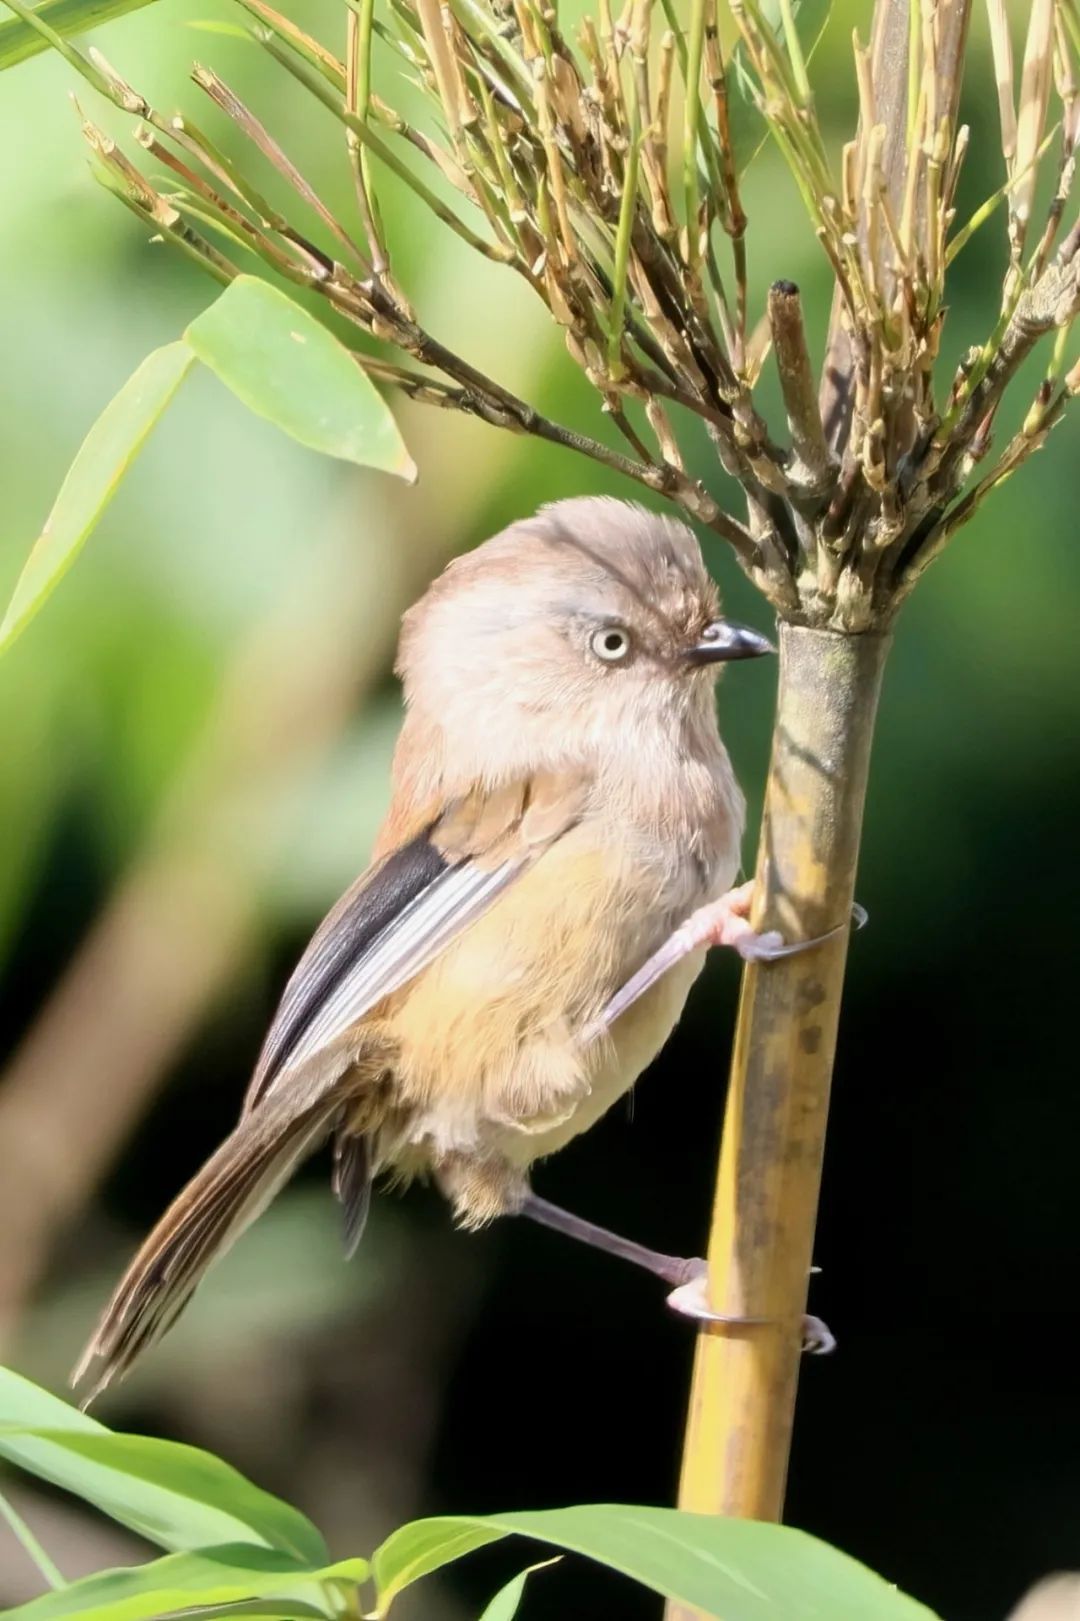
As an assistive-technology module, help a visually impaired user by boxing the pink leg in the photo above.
[585,884,866,1043]
[519,1196,834,1354]
[584,881,781,1040]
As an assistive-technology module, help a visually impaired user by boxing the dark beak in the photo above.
[685,619,775,665]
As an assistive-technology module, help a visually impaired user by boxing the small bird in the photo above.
[75,496,785,1400]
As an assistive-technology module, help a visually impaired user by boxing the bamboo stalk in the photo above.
[665,624,889,1621]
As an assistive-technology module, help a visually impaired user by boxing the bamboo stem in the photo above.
[665,624,889,1621]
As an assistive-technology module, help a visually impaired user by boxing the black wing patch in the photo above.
[247,834,446,1108]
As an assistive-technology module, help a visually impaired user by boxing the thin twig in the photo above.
[346,0,390,277]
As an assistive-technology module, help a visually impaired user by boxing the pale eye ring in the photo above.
[590,625,632,663]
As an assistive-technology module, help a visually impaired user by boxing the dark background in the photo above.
[2,2,1078,1617]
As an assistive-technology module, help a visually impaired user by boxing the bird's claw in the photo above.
[665,1261,836,1355]
[800,1313,837,1355]
[736,928,786,962]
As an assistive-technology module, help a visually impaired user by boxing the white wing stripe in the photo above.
[271,862,520,1083]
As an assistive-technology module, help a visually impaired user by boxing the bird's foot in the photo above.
[586,888,868,1042]
[665,1259,836,1355]
[675,880,783,963]
[675,884,869,965]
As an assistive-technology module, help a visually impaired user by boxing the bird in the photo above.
[74,495,786,1401]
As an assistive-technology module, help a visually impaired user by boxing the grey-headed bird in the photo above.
[75,496,799,1401]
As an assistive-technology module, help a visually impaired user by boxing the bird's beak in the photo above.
[684,619,775,665]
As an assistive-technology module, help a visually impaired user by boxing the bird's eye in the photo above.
[590,626,632,663]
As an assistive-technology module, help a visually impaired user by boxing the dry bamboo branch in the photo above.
[767,280,833,492]
[192,63,370,268]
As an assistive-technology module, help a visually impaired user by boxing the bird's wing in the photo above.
[242,770,590,1116]
[72,771,590,1401]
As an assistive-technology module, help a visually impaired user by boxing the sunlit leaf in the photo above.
[375,1518,501,1607]
[0,0,159,71]
[373,1505,940,1621]
[185,277,416,479]
[0,1543,368,1621]
[0,341,194,655]
[0,1371,326,1563]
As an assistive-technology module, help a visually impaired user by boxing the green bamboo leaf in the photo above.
[373,1505,940,1621]
[0,1544,368,1621]
[143,1607,330,1620]
[151,1605,331,1619]
[477,1570,531,1621]
[476,1559,557,1620]
[185,276,416,479]
[0,341,194,656]
[0,1370,327,1564]
[375,1519,502,1606]
[0,1488,66,1589]
[729,0,834,168]
[185,18,251,38]
[0,0,158,71]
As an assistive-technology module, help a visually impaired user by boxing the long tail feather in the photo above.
[73,1102,335,1403]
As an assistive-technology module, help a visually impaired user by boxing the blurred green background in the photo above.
[2,2,1079,1617]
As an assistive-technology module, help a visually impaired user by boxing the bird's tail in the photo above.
[72,1100,336,1404]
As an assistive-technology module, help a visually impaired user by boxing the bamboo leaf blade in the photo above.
[477,1560,559,1621]
[0,341,194,655]
[0,1488,67,1589]
[0,1372,328,1562]
[0,1544,368,1621]
[184,276,417,478]
[373,1504,941,1621]
[0,0,157,71]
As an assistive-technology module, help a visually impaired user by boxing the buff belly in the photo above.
[376,824,730,1222]
[383,945,706,1224]
[495,944,706,1169]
